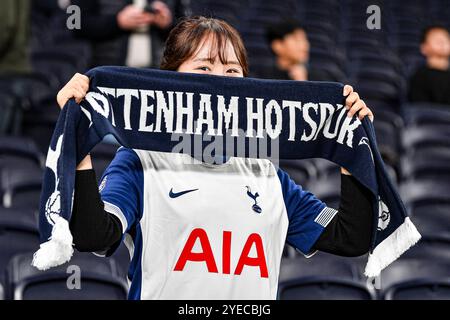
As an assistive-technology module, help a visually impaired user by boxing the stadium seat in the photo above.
[353,80,400,103]
[373,121,400,167]
[90,142,119,182]
[191,1,242,27]
[402,236,450,262]
[354,67,405,93]
[361,99,399,115]
[372,109,404,131]
[308,33,337,48]
[307,177,340,209]
[31,48,84,70]
[402,103,450,127]
[400,180,450,238]
[0,206,38,222]
[305,23,340,43]
[278,159,317,187]
[311,158,340,180]
[21,100,60,154]
[45,42,92,72]
[0,137,44,168]
[309,62,347,82]
[409,204,450,240]
[32,53,78,89]
[0,92,20,135]
[6,252,128,300]
[345,38,385,53]
[309,47,346,70]
[0,148,43,209]
[400,180,450,207]
[402,125,450,151]
[0,209,40,289]
[404,145,450,162]
[380,258,450,300]
[278,253,375,300]
[106,242,131,280]
[401,157,450,181]
[1,167,43,209]
[0,72,56,110]
[309,159,397,201]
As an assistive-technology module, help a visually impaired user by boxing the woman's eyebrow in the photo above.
[193,57,241,67]
[192,57,214,63]
[226,61,241,66]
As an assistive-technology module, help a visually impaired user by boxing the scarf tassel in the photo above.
[32,216,74,271]
[364,217,421,277]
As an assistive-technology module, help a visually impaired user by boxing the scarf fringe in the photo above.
[364,217,421,277]
[32,216,74,271]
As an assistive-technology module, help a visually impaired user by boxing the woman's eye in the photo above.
[197,66,210,71]
[227,68,241,74]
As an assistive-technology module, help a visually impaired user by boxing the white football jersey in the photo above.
[99,148,337,299]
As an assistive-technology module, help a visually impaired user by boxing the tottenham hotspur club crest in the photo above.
[246,186,262,213]
[44,134,64,226]
[378,197,390,231]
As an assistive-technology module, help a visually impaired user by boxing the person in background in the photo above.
[266,20,329,186]
[0,0,31,74]
[266,20,318,81]
[408,25,450,105]
[72,0,187,68]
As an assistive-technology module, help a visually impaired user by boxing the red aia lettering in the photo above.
[222,231,231,275]
[234,233,269,278]
[173,228,218,273]
[173,228,268,278]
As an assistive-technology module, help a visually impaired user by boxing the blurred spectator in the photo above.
[408,25,450,105]
[72,0,187,68]
[0,0,31,73]
[266,20,319,81]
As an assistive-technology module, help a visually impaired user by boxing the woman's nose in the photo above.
[210,66,226,77]
[210,70,225,76]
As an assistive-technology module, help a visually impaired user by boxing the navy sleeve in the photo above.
[99,147,144,234]
[277,168,336,256]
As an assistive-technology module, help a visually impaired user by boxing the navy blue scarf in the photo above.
[33,66,421,277]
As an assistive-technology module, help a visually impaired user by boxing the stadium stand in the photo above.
[6,252,128,300]
[0,208,40,291]
[400,180,450,239]
[0,93,20,135]
[90,142,120,183]
[278,252,376,300]
[380,258,450,300]
[0,0,448,299]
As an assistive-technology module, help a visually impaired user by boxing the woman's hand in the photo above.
[56,73,93,170]
[56,73,90,109]
[341,85,374,176]
[343,85,374,122]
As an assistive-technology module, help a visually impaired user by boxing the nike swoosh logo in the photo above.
[169,188,198,198]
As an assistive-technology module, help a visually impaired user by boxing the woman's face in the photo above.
[177,35,244,78]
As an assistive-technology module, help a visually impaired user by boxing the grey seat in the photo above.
[6,252,128,300]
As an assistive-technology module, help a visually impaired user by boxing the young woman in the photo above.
[57,16,374,299]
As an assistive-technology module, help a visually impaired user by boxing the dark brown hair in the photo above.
[160,16,249,77]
